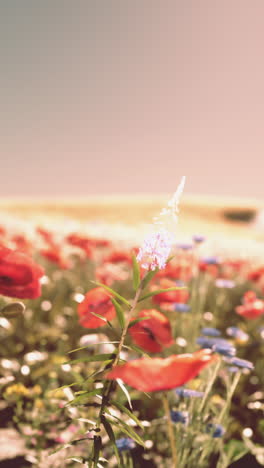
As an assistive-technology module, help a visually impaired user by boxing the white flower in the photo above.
[137,177,186,270]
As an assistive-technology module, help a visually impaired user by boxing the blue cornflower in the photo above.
[174,303,191,313]
[201,327,221,337]
[225,357,254,370]
[201,256,220,265]
[227,366,240,373]
[196,337,236,357]
[176,243,193,251]
[116,437,136,452]
[226,327,249,342]
[170,410,189,425]
[215,279,235,289]
[206,423,225,438]
[175,387,204,398]
[192,235,206,244]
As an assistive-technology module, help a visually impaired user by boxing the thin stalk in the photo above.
[92,278,145,466]
[199,357,221,413]
[218,371,241,424]
[162,394,177,467]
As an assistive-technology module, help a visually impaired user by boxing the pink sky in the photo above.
[0,1,264,199]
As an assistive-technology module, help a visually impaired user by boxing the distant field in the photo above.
[0,194,263,241]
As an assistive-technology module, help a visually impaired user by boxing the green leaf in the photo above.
[128,316,151,329]
[141,269,158,289]
[116,378,132,410]
[1,302,25,318]
[90,281,131,307]
[89,312,114,329]
[66,389,103,407]
[132,255,141,290]
[64,353,116,366]
[111,401,144,430]
[101,415,121,464]
[109,416,145,447]
[138,286,185,302]
[111,298,125,329]
[69,342,120,354]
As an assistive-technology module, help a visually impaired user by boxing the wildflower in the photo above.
[206,423,225,438]
[103,250,132,265]
[128,309,173,353]
[170,410,189,425]
[174,303,191,313]
[66,233,94,258]
[136,229,175,271]
[105,349,217,392]
[77,287,115,328]
[116,437,136,452]
[215,279,235,289]
[197,337,236,357]
[226,326,249,343]
[137,177,185,271]
[201,327,221,337]
[192,235,206,244]
[40,247,71,269]
[152,278,189,305]
[236,291,264,319]
[176,243,193,251]
[201,256,220,265]
[0,246,44,299]
[175,387,204,398]
[199,258,220,276]
[225,357,254,370]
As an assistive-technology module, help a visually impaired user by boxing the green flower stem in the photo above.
[162,393,177,467]
[199,357,222,413]
[92,277,145,466]
[218,371,241,424]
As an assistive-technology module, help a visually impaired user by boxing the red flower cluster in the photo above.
[0,246,44,299]
[236,291,264,319]
[128,309,173,353]
[77,287,116,328]
[105,349,217,392]
[151,278,189,305]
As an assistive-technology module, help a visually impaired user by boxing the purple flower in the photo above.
[136,229,174,271]
[176,243,193,251]
[226,327,249,342]
[206,423,225,438]
[193,235,206,244]
[174,303,191,313]
[201,256,220,265]
[197,336,236,357]
[116,437,136,452]
[175,387,204,398]
[215,279,235,289]
[225,357,254,370]
[201,327,221,337]
[170,410,189,425]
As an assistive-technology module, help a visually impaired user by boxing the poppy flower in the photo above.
[11,235,32,254]
[152,278,189,305]
[105,349,217,392]
[248,266,264,283]
[104,250,132,265]
[236,291,264,319]
[156,263,193,282]
[128,309,173,353]
[36,227,56,247]
[77,287,116,328]
[0,246,44,299]
[66,234,94,258]
[40,247,71,270]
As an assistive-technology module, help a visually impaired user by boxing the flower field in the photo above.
[0,194,264,468]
